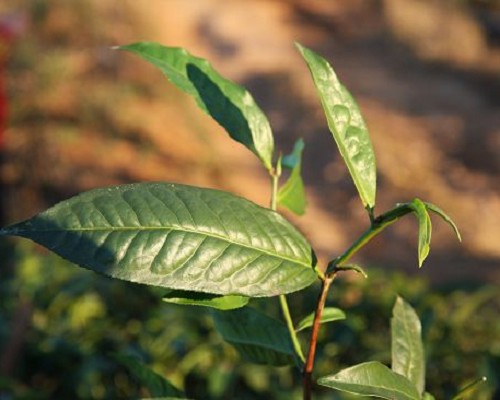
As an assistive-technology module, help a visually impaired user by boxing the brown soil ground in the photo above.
[2,0,499,285]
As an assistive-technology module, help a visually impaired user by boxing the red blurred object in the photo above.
[0,13,25,150]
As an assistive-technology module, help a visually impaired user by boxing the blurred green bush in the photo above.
[0,241,498,399]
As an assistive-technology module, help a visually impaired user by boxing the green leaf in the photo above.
[391,296,425,395]
[163,290,248,310]
[424,202,462,242]
[281,138,304,170]
[408,199,432,267]
[278,138,306,215]
[0,183,318,297]
[423,393,436,400]
[295,307,345,332]
[114,354,184,398]
[212,306,297,366]
[118,42,274,170]
[296,43,376,210]
[318,361,421,400]
[334,263,368,278]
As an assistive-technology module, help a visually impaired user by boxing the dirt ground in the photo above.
[2,0,499,285]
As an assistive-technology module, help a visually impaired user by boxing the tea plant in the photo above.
[1,42,474,399]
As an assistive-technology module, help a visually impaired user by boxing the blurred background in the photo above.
[0,0,499,399]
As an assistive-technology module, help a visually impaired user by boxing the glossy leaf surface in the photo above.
[391,297,425,395]
[212,306,297,366]
[278,138,306,215]
[296,43,376,209]
[114,354,185,398]
[408,199,432,267]
[295,307,346,332]
[0,183,318,297]
[119,42,274,170]
[318,361,420,400]
[163,290,248,310]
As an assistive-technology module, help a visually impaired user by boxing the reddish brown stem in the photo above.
[303,275,334,400]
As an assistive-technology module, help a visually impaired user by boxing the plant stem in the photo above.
[270,170,279,211]
[268,167,305,365]
[279,294,305,364]
[327,203,413,275]
[303,275,334,400]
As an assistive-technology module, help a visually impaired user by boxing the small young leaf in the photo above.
[296,43,376,210]
[318,361,420,400]
[391,296,425,396]
[212,306,298,367]
[281,138,304,170]
[114,354,185,398]
[295,307,345,332]
[423,393,437,400]
[278,138,306,215]
[118,42,274,170]
[408,199,432,267]
[0,183,318,297]
[424,202,462,242]
[163,290,248,310]
[333,264,368,278]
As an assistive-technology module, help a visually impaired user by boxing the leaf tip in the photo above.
[294,41,304,51]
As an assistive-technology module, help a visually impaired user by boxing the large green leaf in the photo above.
[118,42,274,170]
[0,183,318,297]
[212,306,297,366]
[114,354,185,398]
[408,199,432,267]
[163,290,248,310]
[295,307,346,332]
[318,361,420,400]
[391,297,425,395]
[296,43,376,210]
[278,138,306,215]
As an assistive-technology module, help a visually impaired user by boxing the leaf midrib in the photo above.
[400,308,421,388]
[305,51,373,207]
[322,377,416,400]
[13,224,312,269]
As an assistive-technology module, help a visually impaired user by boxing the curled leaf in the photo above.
[408,199,432,267]
[118,42,274,170]
[295,307,346,332]
[163,290,248,310]
[424,202,462,242]
[334,264,368,278]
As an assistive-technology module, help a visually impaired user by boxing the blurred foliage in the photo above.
[0,240,498,399]
[1,1,499,399]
